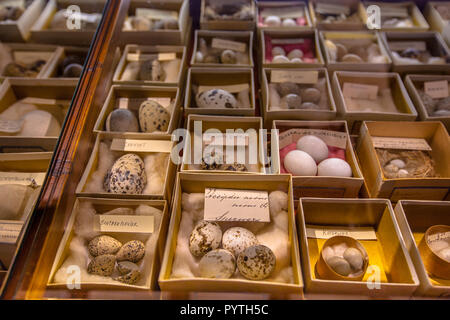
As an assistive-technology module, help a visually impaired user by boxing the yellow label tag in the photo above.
[211,38,246,53]
[271,70,318,84]
[110,139,173,153]
[306,225,377,240]
[94,215,154,233]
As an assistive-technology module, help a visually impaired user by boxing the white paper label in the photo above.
[271,70,318,84]
[0,119,23,133]
[0,221,23,244]
[388,41,426,51]
[424,80,449,99]
[211,38,246,53]
[94,215,154,233]
[306,225,377,240]
[198,83,249,94]
[278,128,348,150]
[158,53,177,61]
[260,6,305,18]
[0,172,45,186]
[203,132,248,147]
[135,8,178,20]
[204,188,270,223]
[372,137,432,151]
[271,38,305,45]
[13,51,53,65]
[427,231,450,243]
[343,83,378,100]
[110,139,173,153]
[380,6,409,18]
[118,98,128,109]
[315,3,350,15]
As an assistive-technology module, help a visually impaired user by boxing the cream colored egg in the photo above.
[282,18,296,27]
[296,135,329,163]
[264,15,281,27]
[222,227,258,257]
[287,49,303,60]
[199,249,236,279]
[189,220,222,257]
[317,158,352,177]
[19,110,61,137]
[284,150,317,176]
[272,46,285,57]
[327,256,351,276]
[343,247,364,271]
[272,55,290,63]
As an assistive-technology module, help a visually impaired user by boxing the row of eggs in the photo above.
[264,16,299,28]
[189,221,276,280]
[271,47,305,64]
[284,135,352,177]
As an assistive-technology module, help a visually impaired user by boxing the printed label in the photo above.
[372,137,432,151]
[424,80,449,99]
[211,38,246,53]
[0,119,23,133]
[204,188,270,223]
[278,128,348,150]
[94,215,154,233]
[0,221,24,244]
[110,139,173,153]
[388,41,426,51]
[0,172,45,186]
[271,70,318,84]
[260,6,305,18]
[13,51,53,65]
[343,83,378,100]
[306,225,377,240]
[135,8,178,20]
[198,83,249,94]
[315,3,350,15]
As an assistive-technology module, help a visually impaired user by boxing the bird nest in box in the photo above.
[376,149,438,179]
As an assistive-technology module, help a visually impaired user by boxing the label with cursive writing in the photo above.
[343,83,378,100]
[271,70,318,84]
[94,215,154,233]
[372,137,432,151]
[260,6,305,18]
[0,172,46,186]
[204,188,270,222]
[278,128,348,150]
[198,83,249,94]
[110,139,173,153]
[306,225,377,240]
[424,80,449,99]
[427,231,450,244]
[0,221,24,244]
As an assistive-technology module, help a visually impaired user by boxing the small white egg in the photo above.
[283,150,317,176]
[343,247,364,271]
[429,240,449,254]
[322,246,335,261]
[332,243,348,257]
[438,247,450,262]
[222,227,258,258]
[327,256,352,276]
[264,15,281,27]
[296,135,329,163]
[195,51,204,63]
[271,46,286,57]
[389,159,406,169]
[287,49,303,60]
[282,18,297,27]
[272,55,290,63]
[189,220,222,257]
[290,57,303,63]
[199,249,236,279]
[317,158,352,177]
[397,169,409,178]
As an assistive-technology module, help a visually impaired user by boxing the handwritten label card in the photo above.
[0,172,46,186]
[343,83,378,100]
[372,137,432,151]
[94,215,154,233]
[306,225,377,240]
[261,6,305,18]
[388,41,426,52]
[271,70,318,84]
[211,38,246,53]
[427,231,450,244]
[424,80,449,99]
[0,119,23,133]
[204,188,270,223]
[0,221,24,244]
[278,128,348,150]
[110,139,173,153]
[198,83,249,94]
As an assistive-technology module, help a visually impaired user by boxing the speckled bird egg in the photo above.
[237,245,276,280]
[222,227,258,257]
[88,235,122,257]
[87,254,116,276]
[104,154,147,194]
[117,261,139,275]
[189,220,222,257]
[114,270,141,285]
[116,240,146,263]
[106,109,139,132]
[220,49,237,64]
[218,162,247,172]
[264,15,281,27]
[201,150,224,170]
[199,249,236,279]
[138,100,171,133]
[317,158,352,177]
[296,135,329,163]
[195,89,237,109]
[284,150,317,176]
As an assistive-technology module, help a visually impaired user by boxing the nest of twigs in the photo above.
[376,149,438,179]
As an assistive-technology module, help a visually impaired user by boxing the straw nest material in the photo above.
[376,149,438,179]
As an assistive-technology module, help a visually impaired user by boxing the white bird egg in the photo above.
[283,150,317,176]
[272,55,290,63]
[264,15,281,27]
[296,135,329,163]
[282,18,296,27]
[271,46,285,57]
[317,158,352,177]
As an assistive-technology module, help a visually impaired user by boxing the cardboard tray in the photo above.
[308,0,367,30]
[256,1,313,30]
[200,0,256,31]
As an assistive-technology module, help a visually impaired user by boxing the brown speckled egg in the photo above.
[116,261,139,275]
[195,89,237,109]
[222,227,258,257]
[237,245,276,280]
[138,100,171,133]
[103,154,147,194]
[114,269,141,284]
[199,249,236,279]
[218,162,247,172]
[87,254,116,276]
[88,235,122,257]
[189,220,222,257]
[116,240,146,262]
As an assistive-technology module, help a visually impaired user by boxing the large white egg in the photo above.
[296,135,329,163]
[283,150,317,176]
[317,158,352,177]
[264,15,281,27]
[272,55,290,63]
[271,46,286,57]
[222,227,258,258]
